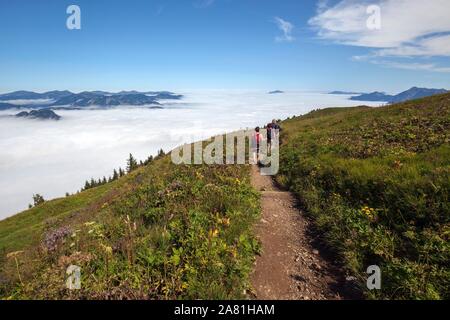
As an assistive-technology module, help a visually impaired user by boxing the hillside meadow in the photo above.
[0,155,260,299]
[277,93,449,299]
[0,93,448,300]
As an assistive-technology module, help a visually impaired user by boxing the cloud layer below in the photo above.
[0,91,382,220]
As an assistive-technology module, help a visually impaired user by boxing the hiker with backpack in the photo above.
[271,119,281,136]
[267,122,273,153]
[267,120,281,153]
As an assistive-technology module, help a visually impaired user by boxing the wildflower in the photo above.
[42,226,71,252]
[6,251,24,259]
[101,244,113,255]
[209,229,219,238]
[6,251,24,285]
[361,206,377,221]
[393,160,403,169]
[196,171,204,179]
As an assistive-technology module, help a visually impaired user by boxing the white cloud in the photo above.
[362,58,450,73]
[309,0,450,71]
[375,34,450,58]
[274,17,295,42]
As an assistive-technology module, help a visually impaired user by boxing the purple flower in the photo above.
[42,226,71,252]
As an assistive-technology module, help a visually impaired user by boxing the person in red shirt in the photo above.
[252,127,263,165]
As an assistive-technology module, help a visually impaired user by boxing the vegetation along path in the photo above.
[249,165,356,300]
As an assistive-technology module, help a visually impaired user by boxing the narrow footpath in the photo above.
[250,165,358,300]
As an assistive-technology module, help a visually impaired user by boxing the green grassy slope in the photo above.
[0,155,260,299]
[277,93,449,299]
[1,93,448,300]
[0,183,119,254]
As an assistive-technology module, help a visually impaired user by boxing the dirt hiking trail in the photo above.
[249,165,360,300]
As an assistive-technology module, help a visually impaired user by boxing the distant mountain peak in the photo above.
[350,87,448,103]
[0,90,183,109]
[329,91,365,95]
[15,109,61,120]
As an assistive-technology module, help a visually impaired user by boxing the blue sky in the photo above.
[1,0,449,93]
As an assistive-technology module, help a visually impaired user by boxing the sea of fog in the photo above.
[0,91,382,220]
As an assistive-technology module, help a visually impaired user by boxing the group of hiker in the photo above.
[252,119,281,165]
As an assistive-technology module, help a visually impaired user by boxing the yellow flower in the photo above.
[100,244,113,255]
[209,229,219,238]
[6,251,24,259]
[196,171,204,179]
